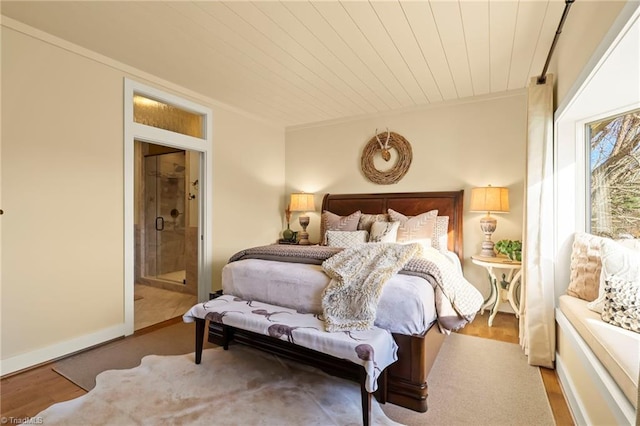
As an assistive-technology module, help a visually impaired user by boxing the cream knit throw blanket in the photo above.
[321,242,423,332]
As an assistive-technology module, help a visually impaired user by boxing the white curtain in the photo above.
[520,75,556,368]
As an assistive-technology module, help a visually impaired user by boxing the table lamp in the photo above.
[289,192,316,245]
[470,185,510,257]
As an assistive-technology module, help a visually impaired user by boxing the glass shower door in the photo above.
[144,151,186,284]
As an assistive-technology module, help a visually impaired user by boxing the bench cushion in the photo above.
[559,294,639,407]
[184,295,398,393]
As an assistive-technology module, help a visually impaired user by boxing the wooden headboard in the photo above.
[321,191,464,263]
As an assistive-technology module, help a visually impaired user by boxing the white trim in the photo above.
[1,324,125,376]
[555,309,635,425]
[553,7,640,299]
[124,79,213,336]
[556,3,640,120]
[555,353,585,426]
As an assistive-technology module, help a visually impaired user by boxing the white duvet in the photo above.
[222,258,438,335]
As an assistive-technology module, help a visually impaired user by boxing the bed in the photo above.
[207,191,476,412]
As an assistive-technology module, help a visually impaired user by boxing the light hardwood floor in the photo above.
[134,284,196,330]
[1,312,574,424]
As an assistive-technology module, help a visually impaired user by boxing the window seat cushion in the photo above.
[559,294,639,408]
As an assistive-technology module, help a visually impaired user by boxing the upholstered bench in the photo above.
[183,295,398,426]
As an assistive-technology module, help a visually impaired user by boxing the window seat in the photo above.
[557,294,639,425]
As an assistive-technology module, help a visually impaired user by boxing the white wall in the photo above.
[1,21,285,374]
[552,5,639,424]
[285,92,527,299]
[555,7,640,297]
[552,1,629,109]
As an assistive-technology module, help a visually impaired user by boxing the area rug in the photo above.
[382,333,555,426]
[53,321,211,391]
[38,345,399,425]
[49,328,554,425]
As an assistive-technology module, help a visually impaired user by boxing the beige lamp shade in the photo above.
[470,186,510,213]
[289,193,316,212]
[289,193,315,245]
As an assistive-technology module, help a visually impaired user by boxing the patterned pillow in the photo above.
[325,230,369,248]
[601,275,640,333]
[387,208,438,245]
[566,232,605,301]
[587,238,640,313]
[358,213,389,233]
[369,221,400,243]
[320,210,361,245]
[432,216,449,253]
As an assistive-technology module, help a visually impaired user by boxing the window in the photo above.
[133,94,204,139]
[588,109,640,238]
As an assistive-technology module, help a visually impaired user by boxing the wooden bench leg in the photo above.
[195,318,205,364]
[222,325,232,350]
[360,368,371,426]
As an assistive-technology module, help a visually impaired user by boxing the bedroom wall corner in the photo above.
[284,93,527,304]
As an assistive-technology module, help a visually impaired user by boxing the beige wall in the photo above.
[1,25,284,369]
[551,1,628,107]
[285,92,527,297]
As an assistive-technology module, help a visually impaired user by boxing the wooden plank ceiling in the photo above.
[2,1,566,128]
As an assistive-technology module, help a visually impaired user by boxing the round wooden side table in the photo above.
[471,255,522,327]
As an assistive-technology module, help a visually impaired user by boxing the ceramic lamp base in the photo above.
[479,215,497,257]
[298,215,310,245]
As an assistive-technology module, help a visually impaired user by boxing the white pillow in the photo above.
[369,221,400,243]
[325,230,369,248]
[587,238,640,313]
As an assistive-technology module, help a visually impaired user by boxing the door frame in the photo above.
[123,79,213,336]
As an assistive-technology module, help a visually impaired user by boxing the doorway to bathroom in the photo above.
[133,142,200,330]
[124,78,213,336]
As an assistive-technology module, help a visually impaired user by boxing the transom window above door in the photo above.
[133,94,204,139]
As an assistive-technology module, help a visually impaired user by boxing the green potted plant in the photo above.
[495,239,522,261]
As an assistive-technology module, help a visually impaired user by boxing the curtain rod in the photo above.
[537,0,575,85]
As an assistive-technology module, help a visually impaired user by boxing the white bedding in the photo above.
[222,258,438,335]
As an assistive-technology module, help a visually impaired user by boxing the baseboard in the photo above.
[1,324,125,376]
[555,309,635,425]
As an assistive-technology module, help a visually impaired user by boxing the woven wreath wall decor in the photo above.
[361,130,412,185]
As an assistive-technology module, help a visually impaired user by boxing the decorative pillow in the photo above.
[320,210,361,245]
[601,274,640,333]
[325,230,369,248]
[369,221,400,243]
[432,216,449,253]
[587,238,640,313]
[358,213,389,233]
[566,232,605,301]
[387,208,438,245]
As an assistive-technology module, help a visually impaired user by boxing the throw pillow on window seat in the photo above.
[601,274,640,333]
[566,232,605,301]
[587,238,640,313]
